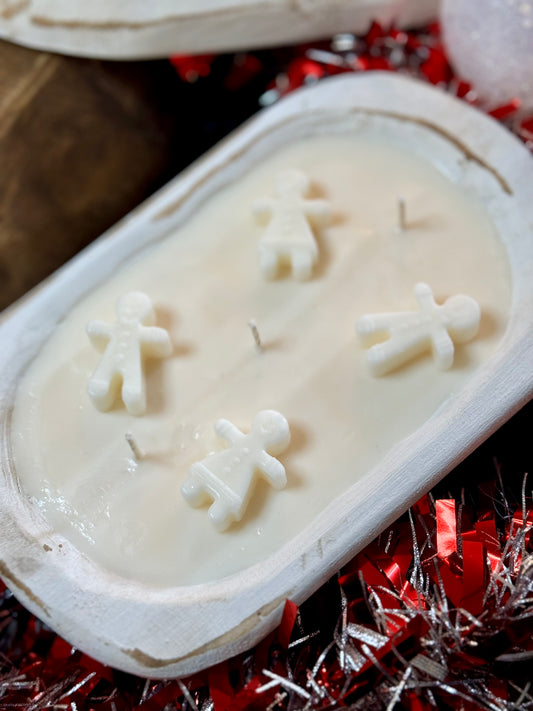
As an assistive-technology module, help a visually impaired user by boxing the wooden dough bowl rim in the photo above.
[0,73,531,678]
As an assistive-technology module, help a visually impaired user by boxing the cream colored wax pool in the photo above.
[11,133,511,587]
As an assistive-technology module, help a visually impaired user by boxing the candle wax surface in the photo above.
[12,133,511,587]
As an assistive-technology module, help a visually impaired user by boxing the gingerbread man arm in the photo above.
[214,418,245,445]
[86,320,113,352]
[303,199,331,227]
[255,451,287,489]
[430,325,455,370]
[252,197,276,225]
[414,282,437,311]
[139,326,173,358]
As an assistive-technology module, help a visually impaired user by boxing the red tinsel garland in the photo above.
[1,446,531,710]
[1,23,532,711]
[170,22,533,146]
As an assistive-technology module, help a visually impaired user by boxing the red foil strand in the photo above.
[436,499,457,559]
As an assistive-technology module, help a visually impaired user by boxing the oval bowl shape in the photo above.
[0,73,532,678]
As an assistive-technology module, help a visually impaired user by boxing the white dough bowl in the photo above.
[0,0,440,59]
[0,73,531,678]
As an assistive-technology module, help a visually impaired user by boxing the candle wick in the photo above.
[248,319,263,351]
[398,197,407,231]
[125,432,145,461]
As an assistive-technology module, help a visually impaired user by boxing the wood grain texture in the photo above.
[0,40,181,310]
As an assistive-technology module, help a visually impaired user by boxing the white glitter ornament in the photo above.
[441,0,533,112]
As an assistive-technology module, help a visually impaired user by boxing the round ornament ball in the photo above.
[441,0,533,113]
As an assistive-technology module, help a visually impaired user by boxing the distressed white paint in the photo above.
[0,0,439,59]
[0,74,531,679]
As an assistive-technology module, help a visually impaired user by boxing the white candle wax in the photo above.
[11,132,511,587]
[86,291,172,416]
[182,410,290,532]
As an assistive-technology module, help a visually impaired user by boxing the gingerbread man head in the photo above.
[251,410,291,454]
[116,291,155,326]
[442,294,481,343]
[275,169,310,199]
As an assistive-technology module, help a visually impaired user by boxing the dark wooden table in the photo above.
[0,40,266,310]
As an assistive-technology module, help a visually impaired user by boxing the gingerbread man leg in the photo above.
[182,465,211,507]
[356,313,409,342]
[365,328,427,376]
[259,245,279,280]
[208,498,234,531]
[87,358,121,412]
[291,246,314,280]
[121,358,146,417]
